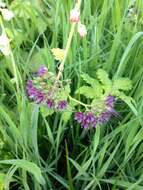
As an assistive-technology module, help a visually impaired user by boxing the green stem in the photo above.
[55,0,82,82]
[68,95,91,108]
[56,23,76,81]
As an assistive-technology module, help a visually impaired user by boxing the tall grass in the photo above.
[0,0,143,189]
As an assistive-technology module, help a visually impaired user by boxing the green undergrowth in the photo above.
[0,0,143,189]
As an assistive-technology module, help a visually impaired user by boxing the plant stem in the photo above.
[68,95,91,108]
[56,23,76,81]
[55,0,82,82]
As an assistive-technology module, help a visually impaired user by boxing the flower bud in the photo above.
[78,24,87,38]
[37,65,48,77]
[70,8,80,23]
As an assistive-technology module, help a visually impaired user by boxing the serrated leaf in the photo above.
[113,78,132,91]
[11,1,35,19]
[81,73,97,86]
[81,73,103,96]
[76,86,101,99]
[96,69,112,90]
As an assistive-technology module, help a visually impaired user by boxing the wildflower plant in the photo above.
[0,0,142,189]
[26,0,134,129]
[74,69,133,128]
[27,65,70,111]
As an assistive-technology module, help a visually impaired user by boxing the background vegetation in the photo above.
[0,0,143,189]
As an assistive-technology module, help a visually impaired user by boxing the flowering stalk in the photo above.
[55,0,82,82]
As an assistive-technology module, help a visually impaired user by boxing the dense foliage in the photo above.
[0,0,143,189]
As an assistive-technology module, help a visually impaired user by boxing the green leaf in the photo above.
[113,78,132,91]
[81,73,103,94]
[0,173,6,190]
[36,17,47,33]
[81,73,97,87]
[76,86,101,99]
[29,48,53,72]
[0,160,45,185]
[96,69,112,86]
[65,142,74,190]
[62,111,72,123]
[96,69,112,93]
[114,91,137,116]
[40,106,54,117]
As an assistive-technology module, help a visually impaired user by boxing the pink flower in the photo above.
[70,8,80,23]
[78,24,87,38]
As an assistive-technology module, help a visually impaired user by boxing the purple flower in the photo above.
[26,80,37,98]
[37,65,48,77]
[98,112,111,123]
[85,113,97,127]
[35,91,45,103]
[75,112,97,128]
[75,112,84,123]
[47,99,55,108]
[26,80,45,103]
[105,95,115,108]
[57,100,67,110]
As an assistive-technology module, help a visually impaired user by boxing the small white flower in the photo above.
[1,9,14,21]
[78,24,87,38]
[0,34,10,56]
[70,8,80,23]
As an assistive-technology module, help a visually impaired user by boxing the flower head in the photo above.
[57,100,67,110]
[74,112,84,123]
[70,8,80,23]
[47,99,55,108]
[78,24,87,38]
[98,112,111,123]
[75,112,97,128]
[26,80,45,103]
[37,65,48,77]
[105,95,115,108]
[26,66,69,110]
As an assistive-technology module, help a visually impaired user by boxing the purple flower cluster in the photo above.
[26,80,45,103]
[26,65,68,111]
[75,95,116,129]
[98,95,116,124]
[47,99,67,110]
[75,112,97,128]
[27,80,67,110]
[105,95,115,108]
